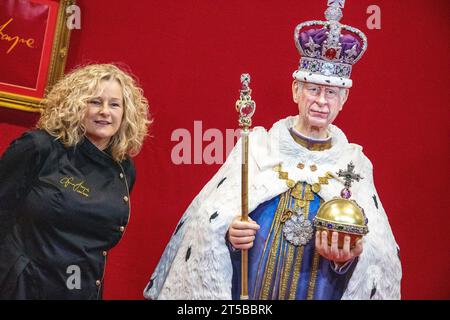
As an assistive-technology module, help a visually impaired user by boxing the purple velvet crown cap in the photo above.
[299,28,363,62]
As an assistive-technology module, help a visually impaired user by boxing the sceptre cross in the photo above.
[236,74,255,130]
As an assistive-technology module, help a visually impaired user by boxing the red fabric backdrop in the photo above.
[0,0,449,299]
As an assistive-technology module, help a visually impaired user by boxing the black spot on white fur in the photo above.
[185,247,191,262]
[209,212,219,223]
[174,219,185,235]
[370,285,377,299]
[217,177,226,188]
[373,195,379,209]
[146,278,154,290]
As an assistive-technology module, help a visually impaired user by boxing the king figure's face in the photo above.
[292,81,348,132]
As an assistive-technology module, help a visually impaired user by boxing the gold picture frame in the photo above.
[0,0,75,112]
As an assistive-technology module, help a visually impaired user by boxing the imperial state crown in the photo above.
[293,0,368,88]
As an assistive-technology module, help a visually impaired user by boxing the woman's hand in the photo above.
[315,230,363,265]
[227,215,260,250]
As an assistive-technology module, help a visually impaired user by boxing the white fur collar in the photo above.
[268,115,353,166]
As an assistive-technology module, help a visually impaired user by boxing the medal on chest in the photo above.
[281,206,314,247]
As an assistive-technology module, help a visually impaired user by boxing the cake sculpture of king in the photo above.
[144,0,402,300]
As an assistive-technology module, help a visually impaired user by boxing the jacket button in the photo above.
[123,196,129,203]
[96,280,101,287]
[102,251,107,257]
[119,226,125,232]
[119,173,124,179]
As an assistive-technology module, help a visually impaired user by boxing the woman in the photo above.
[0,64,150,299]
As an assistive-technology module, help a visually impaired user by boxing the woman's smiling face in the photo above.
[83,79,124,150]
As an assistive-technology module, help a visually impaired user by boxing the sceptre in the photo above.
[235,73,256,300]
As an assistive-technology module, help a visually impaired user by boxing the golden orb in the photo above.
[313,198,369,249]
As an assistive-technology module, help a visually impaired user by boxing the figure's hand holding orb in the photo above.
[315,230,364,264]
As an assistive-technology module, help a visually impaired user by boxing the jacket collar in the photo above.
[79,136,116,165]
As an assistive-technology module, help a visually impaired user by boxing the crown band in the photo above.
[300,57,352,78]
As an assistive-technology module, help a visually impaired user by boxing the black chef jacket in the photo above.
[0,130,135,299]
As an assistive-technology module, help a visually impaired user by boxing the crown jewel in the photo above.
[293,0,368,88]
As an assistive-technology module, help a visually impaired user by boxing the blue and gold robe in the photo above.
[230,129,356,300]
[231,184,356,300]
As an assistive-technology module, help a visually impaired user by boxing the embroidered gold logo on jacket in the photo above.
[59,177,90,197]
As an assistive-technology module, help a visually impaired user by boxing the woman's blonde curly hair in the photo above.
[37,64,151,162]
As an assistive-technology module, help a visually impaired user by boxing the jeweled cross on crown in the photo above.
[328,0,345,8]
